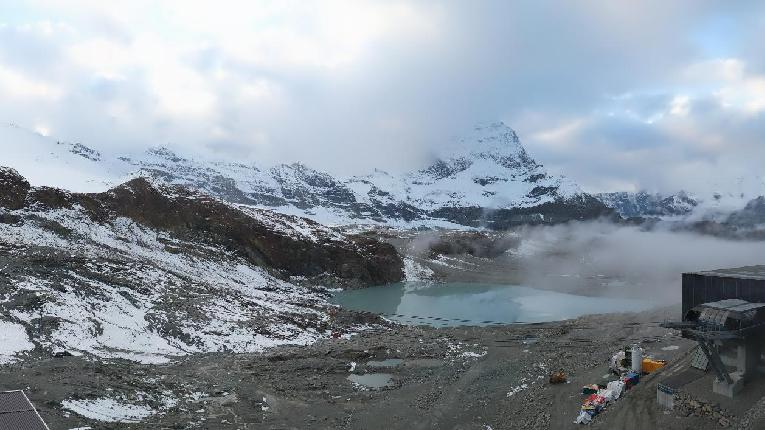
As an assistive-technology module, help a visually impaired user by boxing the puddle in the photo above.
[348,373,394,389]
[367,358,404,368]
[333,282,657,327]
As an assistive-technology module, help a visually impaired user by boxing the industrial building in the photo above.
[664,266,765,399]
[682,266,765,316]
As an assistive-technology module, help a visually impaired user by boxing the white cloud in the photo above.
[0,0,763,193]
[0,64,61,99]
[669,95,690,117]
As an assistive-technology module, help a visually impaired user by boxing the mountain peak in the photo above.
[146,146,188,163]
[443,121,526,165]
[473,120,516,133]
[463,121,520,145]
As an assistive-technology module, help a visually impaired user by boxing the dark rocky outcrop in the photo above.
[427,231,519,258]
[0,167,30,210]
[430,195,615,230]
[28,187,75,210]
[101,179,404,287]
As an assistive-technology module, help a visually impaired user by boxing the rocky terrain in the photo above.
[0,166,402,365]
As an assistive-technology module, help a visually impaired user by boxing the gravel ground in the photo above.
[7,306,759,430]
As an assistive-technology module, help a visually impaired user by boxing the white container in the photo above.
[631,344,643,373]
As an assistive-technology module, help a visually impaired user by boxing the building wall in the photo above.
[682,273,765,318]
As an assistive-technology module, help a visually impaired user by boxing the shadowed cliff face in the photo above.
[0,167,30,210]
[0,169,404,288]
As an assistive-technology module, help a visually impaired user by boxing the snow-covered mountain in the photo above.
[0,167,401,364]
[1,122,612,229]
[597,183,765,222]
[596,191,698,218]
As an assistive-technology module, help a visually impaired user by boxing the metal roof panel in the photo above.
[686,265,765,280]
[0,410,49,430]
[0,391,49,430]
[0,391,34,414]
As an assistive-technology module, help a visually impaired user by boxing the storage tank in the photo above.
[631,345,643,373]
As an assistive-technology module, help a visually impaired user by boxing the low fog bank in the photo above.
[513,220,765,303]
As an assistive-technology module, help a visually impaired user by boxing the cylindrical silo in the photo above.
[631,344,643,373]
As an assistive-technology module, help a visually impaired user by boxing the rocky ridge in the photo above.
[0,167,402,364]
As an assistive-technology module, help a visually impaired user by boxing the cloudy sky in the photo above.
[1,1,764,193]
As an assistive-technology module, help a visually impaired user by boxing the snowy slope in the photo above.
[0,123,122,192]
[0,207,328,364]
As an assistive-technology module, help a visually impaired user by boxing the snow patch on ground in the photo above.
[0,321,35,364]
[506,383,528,397]
[62,398,155,423]
[459,351,487,358]
[62,391,178,423]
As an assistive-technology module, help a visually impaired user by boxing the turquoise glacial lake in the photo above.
[332,282,655,327]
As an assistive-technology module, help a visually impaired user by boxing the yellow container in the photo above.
[642,358,666,373]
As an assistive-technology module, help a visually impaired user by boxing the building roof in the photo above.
[0,390,50,430]
[686,265,765,281]
[699,298,765,312]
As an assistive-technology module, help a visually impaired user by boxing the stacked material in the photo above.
[623,371,640,388]
[574,380,627,424]
[577,345,669,424]
[581,384,600,395]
